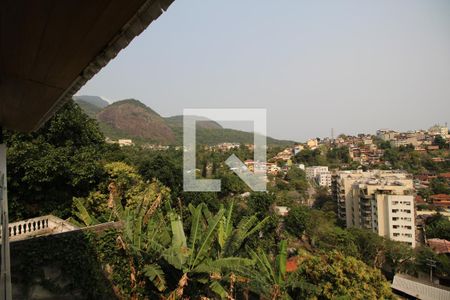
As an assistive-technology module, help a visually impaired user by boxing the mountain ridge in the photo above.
[74,96,295,146]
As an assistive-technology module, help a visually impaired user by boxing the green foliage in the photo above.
[326,146,350,164]
[312,188,336,213]
[247,192,276,218]
[414,246,450,278]
[434,135,447,149]
[285,206,310,237]
[384,239,414,274]
[286,208,359,258]
[285,167,308,196]
[11,231,118,299]
[425,213,450,240]
[4,100,106,220]
[293,148,326,166]
[218,202,270,257]
[220,171,249,196]
[288,251,394,299]
[429,177,450,195]
[246,240,290,299]
[138,153,183,196]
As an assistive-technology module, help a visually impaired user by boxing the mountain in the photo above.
[75,96,295,146]
[96,99,176,144]
[74,95,110,108]
[74,99,103,118]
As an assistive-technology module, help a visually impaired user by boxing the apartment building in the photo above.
[332,170,416,247]
[306,166,331,187]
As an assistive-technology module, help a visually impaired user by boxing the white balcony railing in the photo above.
[0,215,78,242]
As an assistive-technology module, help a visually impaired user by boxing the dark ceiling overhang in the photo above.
[0,0,174,132]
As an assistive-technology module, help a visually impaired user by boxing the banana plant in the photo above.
[245,240,291,300]
[217,201,270,257]
[72,187,170,297]
[151,203,254,299]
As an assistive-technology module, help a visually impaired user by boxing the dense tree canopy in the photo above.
[4,101,106,220]
[289,251,394,299]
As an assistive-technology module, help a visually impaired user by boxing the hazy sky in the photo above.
[78,0,450,142]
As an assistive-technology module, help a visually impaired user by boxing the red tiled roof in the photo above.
[428,239,450,254]
[415,195,426,205]
[286,257,298,273]
[430,194,450,201]
[439,173,450,179]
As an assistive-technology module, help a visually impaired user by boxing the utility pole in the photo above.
[426,258,436,283]
[0,127,12,300]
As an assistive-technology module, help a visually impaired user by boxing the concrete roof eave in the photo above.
[0,0,174,132]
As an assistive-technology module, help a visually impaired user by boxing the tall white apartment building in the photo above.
[332,170,416,247]
[306,166,331,187]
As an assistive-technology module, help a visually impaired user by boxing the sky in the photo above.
[78,0,450,142]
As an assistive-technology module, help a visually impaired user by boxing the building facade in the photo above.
[332,170,416,247]
[306,166,331,187]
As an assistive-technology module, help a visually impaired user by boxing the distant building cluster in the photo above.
[332,170,416,247]
[244,160,281,175]
[106,138,135,147]
[206,142,241,152]
[377,124,449,148]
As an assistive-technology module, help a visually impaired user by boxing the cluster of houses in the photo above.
[377,124,448,149]
[243,160,282,175]
[105,138,134,147]
[414,172,450,211]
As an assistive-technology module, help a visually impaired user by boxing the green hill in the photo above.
[74,97,295,146]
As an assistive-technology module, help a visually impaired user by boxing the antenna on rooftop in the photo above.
[331,128,334,140]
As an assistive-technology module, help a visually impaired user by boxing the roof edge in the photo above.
[33,0,175,131]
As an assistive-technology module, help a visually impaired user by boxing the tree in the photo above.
[138,153,183,196]
[326,146,350,164]
[434,135,447,149]
[425,214,450,240]
[348,228,386,268]
[284,206,310,237]
[429,177,450,195]
[247,192,276,218]
[414,246,450,278]
[312,188,336,213]
[288,251,394,299]
[220,171,248,196]
[305,210,358,257]
[384,239,414,274]
[285,167,308,196]
[4,100,106,219]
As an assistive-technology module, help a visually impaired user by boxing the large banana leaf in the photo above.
[188,203,204,264]
[222,215,270,257]
[73,198,99,226]
[218,202,234,249]
[276,240,287,284]
[143,263,167,292]
[209,281,228,299]
[190,208,225,269]
[193,257,254,274]
[163,212,189,270]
